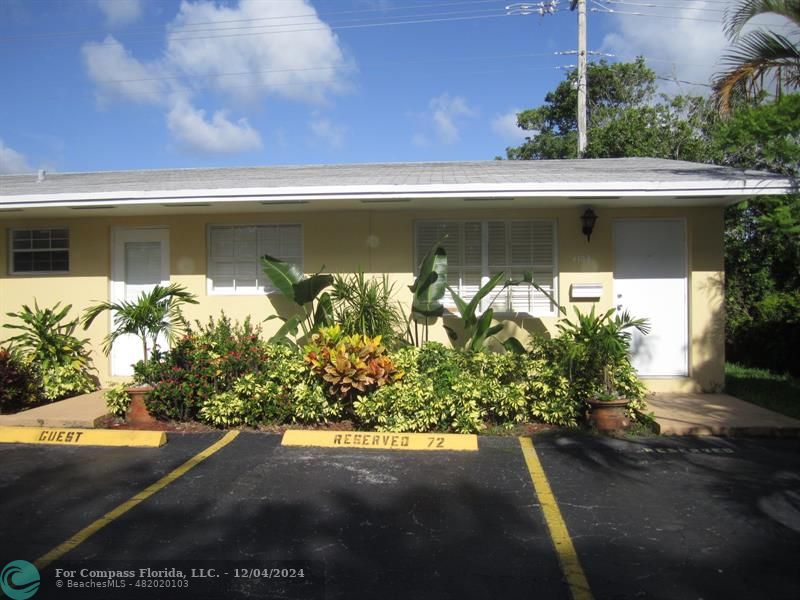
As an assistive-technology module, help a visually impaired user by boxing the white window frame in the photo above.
[413,219,558,317]
[8,227,70,275]
[206,223,303,296]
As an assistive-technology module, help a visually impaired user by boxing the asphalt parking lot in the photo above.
[1,431,799,599]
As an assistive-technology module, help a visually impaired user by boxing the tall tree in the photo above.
[713,0,800,115]
[714,94,800,375]
[505,58,716,161]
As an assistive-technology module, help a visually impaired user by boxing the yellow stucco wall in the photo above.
[0,206,725,391]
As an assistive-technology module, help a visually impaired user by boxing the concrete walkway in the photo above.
[0,389,108,428]
[648,393,800,436]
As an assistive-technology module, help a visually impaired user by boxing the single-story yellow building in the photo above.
[0,158,793,391]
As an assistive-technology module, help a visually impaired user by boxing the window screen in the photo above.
[10,228,69,274]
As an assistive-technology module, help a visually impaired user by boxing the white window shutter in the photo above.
[415,219,556,315]
[211,227,235,259]
[210,224,302,295]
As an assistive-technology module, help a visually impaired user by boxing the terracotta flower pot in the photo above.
[586,398,630,432]
[126,385,159,427]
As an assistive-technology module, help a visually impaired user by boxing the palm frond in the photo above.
[725,0,800,41]
[81,283,198,359]
[713,30,800,114]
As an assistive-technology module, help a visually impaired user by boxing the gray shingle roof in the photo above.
[0,158,791,201]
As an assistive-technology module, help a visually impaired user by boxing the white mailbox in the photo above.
[570,283,603,300]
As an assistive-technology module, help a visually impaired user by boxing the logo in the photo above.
[1,560,40,600]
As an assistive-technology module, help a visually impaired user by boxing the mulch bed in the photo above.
[94,414,556,436]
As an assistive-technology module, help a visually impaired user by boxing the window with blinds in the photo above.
[207,224,302,295]
[414,220,557,315]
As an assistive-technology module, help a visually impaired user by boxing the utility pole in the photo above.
[571,0,587,157]
[508,1,588,156]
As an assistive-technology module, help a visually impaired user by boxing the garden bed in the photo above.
[94,413,559,437]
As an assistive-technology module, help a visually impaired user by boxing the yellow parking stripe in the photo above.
[519,436,593,600]
[35,431,240,571]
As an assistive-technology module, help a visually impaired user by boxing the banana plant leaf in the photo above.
[312,292,334,329]
[267,315,302,346]
[410,245,447,317]
[261,255,304,301]
[293,273,334,307]
[450,271,507,329]
[502,337,527,354]
[468,309,501,351]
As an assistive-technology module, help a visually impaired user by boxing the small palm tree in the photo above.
[713,0,800,115]
[81,283,198,369]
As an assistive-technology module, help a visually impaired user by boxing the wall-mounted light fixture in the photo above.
[580,208,597,242]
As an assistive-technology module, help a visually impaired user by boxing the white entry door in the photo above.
[613,219,688,377]
[110,228,170,376]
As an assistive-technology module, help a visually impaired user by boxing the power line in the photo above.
[90,51,563,86]
[0,0,505,42]
[590,6,724,23]
[656,75,712,87]
[0,0,505,39]
[597,0,727,12]
[3,11,513,47]
[93,63,573,99]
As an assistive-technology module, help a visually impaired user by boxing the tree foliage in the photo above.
[504,56,799,375]
[714,94,800,374]
[506,58,717,161]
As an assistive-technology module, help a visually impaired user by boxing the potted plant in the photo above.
[82,283,198,426]
[557,306,649,432]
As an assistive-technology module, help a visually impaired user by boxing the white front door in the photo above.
[110,228,170,376]
[613,219,688,377]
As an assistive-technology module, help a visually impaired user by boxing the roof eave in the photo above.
[0,178,793,210]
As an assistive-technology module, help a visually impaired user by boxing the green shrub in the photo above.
[140,314,339,426]
[3,301,97,402]
[555,306,649,401]
[40,364,97,402]
[728,289,800,377]
[356,342,584,432]
[263,344,340,423]
[0,349,41,414]
[304,325,401,401]
[199,374,290,427]
[354,344,524,433]
[195,344,338,427]
[355,345,485,433]
[105,384,131,418]
[330,271,403,345]
[526,339,580,426]
[528,335,646,423]
[144,315,272,421]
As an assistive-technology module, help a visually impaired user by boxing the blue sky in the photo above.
[0,0,752,173]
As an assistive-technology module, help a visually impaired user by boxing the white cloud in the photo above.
[167,97,262,154]
[600,0,794,95]
[0,139,31,174]
[309,117,345,148]
[430,94,475,144]
[413,93,476,145]
[490,109,526,143]
[164,0,354,104]
[82,0,354,155]
[82,36,166,106]
[96,0,143,27]
[411,133,430,147]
